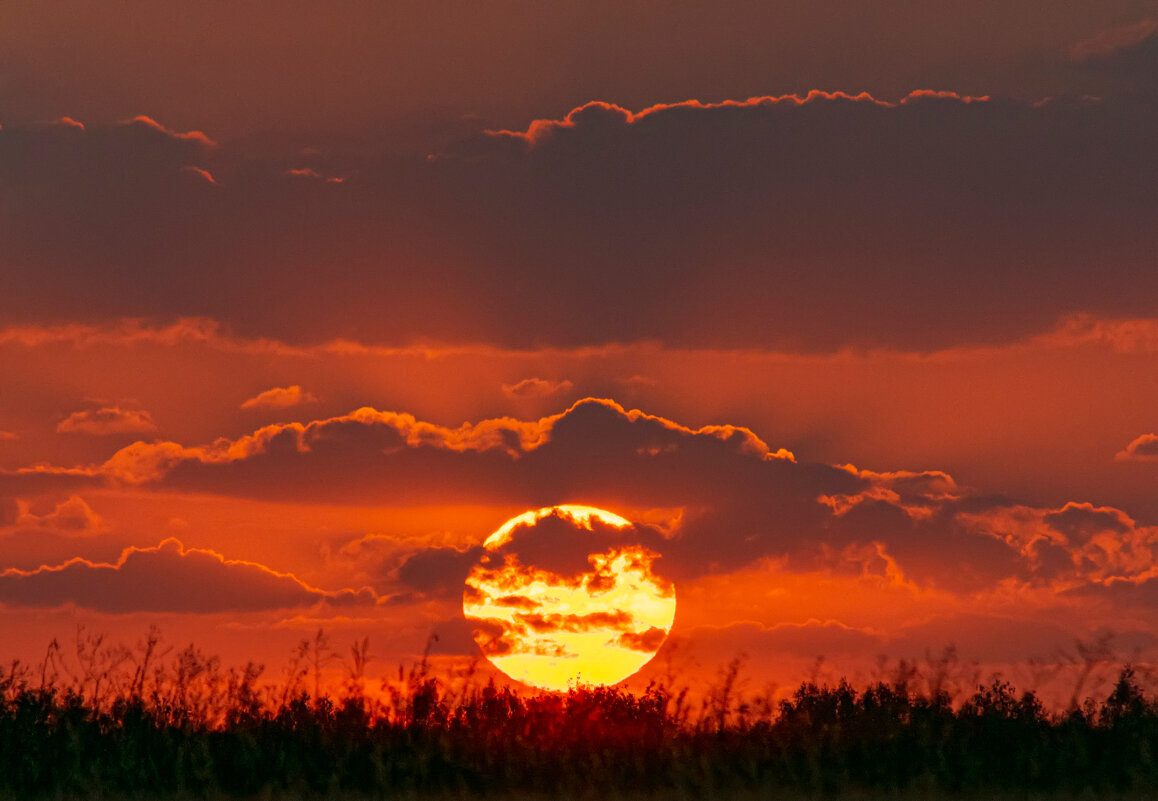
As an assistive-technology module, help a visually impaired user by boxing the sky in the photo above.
[2,1,1158,700]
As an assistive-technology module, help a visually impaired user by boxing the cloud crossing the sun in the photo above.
[11,398,1145,608]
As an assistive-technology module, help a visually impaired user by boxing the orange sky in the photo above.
[2,5,1158,701]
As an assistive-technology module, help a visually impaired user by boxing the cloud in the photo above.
[1067,22,1158,101]
[0,431,17,441]
[120,116,216,148]
[1039,315,1158,354]
[614,627,668,653]
[94,398,796,507]
[23,402,987,591]
[0,538,377,613]
[240,385,318,410]
[518,609,635,634]
[1070,19,1158,61]
[56,406,157,435]
[181,165,216,185]
[1043,502,1132,541]
[0,496,127,572]
[1116,433,1158,463]
[958,502,1158,585]
[0,116,213,201]
[394,545,484,599]
[502,378,573,400]
[1067,576,1158,612]
[473,92,987,152]
[4,88,1158,353]
[17,398,1158,601]
[12,495,104,535]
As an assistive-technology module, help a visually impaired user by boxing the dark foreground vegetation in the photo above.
[3,631,1158,799]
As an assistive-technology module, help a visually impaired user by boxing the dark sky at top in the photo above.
[3,1,1156,149]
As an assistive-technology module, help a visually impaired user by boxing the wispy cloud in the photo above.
[57,406,157,436]
[240,385,317,410]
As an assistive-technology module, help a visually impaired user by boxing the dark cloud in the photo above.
[1070,23,1158,99]
[97,399,819,509]
[820,499,1024,594]
[395,545,484,600]
[1070,19,1158,61]
[494,594,539,610]
[0,469,104,501]
[1027,539,1079,581]
[0,538,377,613]
[518,609,634,634]
[486,512,670,584]
[614,626,668,653]
[0,529,129,573]
[2,80,1157,352]
[1044,502,1133,542]
[1066,576,1158,611]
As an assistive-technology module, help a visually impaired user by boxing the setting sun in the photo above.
[463,505,676,691]
[5,5,1158,795]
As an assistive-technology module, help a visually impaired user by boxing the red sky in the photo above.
[2,2,1158,701]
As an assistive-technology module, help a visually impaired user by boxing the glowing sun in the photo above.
[463,505,676,691]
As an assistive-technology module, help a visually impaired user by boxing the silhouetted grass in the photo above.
[3,630,1158,799]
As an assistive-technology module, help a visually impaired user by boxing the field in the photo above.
[2,631,1158,799]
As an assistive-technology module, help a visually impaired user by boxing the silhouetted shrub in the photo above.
[4,637,1158,798]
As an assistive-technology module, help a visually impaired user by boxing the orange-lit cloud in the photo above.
[477,94,892,149]
[15,397,1157,604]
[13,495,104,535]
[90,398,789,492]
[502,377,573,400]
[181,165,216,184]
[1116,434,1158,463]
[56,406,157,435]
[240,385,317,410]
[120,116,217,147]
[475,91,984,152]
[0,538,377,613]
[0,431,17,441]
